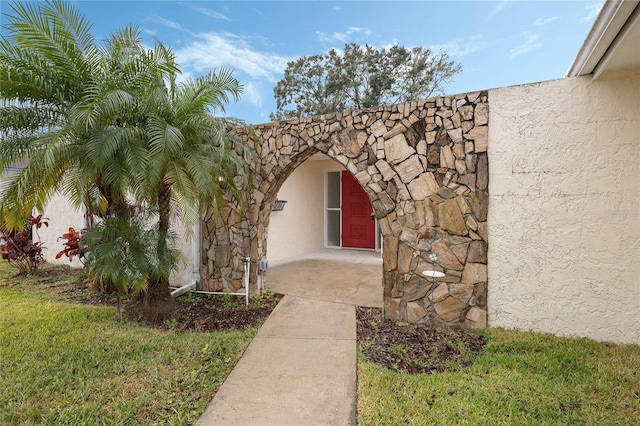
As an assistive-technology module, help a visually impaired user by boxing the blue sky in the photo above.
[2,1,604,124]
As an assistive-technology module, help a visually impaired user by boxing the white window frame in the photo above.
[324,169,343,248]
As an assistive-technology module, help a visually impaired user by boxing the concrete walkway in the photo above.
[196,295,357,425]
[196,249,381,425]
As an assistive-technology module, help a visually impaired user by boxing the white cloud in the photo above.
[533,16,559,26]
[242,81,263,107]
[175,32,292,83]
[142,28,157,37]
[192,6,231,21]
[429,34,486,59]
[581,2,604,23]
[509,33,541,59]
[316,27,372,43]
[155,16,182,31]
[489,0,510,18]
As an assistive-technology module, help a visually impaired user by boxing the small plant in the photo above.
[251,289,275,307]
[0,214,49,274]
[82,212,180,321]
[177,291,200,303]
[56,227,87,264]
[391,344,411,356]
[53,208,182,321]
[221,293,241,310]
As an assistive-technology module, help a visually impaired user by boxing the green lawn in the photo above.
[0,263,255,425]
[4,262,639,425]
[358,328,640,425]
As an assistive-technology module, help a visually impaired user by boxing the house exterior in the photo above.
[35,195,201,287]
[31,0,640,344]
[265,0,639,344]
[486,0,639,344]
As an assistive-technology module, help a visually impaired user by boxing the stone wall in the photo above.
[201,91,490,327]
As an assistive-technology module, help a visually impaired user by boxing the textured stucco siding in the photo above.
[38,193,196,287]
[38,193,85,268]
[488,70,640,344]
[169,217,200,288]
[267,158,342,262]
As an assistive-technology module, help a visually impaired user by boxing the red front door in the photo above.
[341,171,375,249]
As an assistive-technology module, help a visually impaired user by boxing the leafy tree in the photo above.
[271,43,462,120]
[0,0,254,322]
[0,2,162,225]
[0,0,104,227]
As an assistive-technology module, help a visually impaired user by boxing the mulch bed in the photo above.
[165,293,283,332]
[357,306,486,374]
[158,297,486,374]
[65,282,283,332]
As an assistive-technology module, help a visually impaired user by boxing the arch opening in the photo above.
[201,93,490,328]
[263,153,383,307]
[266,155,383,261]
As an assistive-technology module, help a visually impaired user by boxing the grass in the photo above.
[0,263,256,425]
[4,262,639,424]
[358,328,640,425]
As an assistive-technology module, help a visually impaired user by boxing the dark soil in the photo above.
[64,278,283,333]
[357,306,486,374]
[162,292,283,332]
[155,297,486,375]
[20,265,486,374]
[60,279,115,305]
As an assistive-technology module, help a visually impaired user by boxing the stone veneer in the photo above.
[201,91,489,328]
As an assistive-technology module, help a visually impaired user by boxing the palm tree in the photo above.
[0,0,255,322]
[133,67,254,322]
[0,0,102,226]
[0,1,163,224]
[82,209,181,322]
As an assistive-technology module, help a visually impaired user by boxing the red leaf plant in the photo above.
[0,215,49,274]
[56,227,87,264]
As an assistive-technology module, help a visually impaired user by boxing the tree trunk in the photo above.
[141,180,176,323]
[142,277,175,323]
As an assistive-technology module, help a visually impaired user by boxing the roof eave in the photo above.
[566,0,639,77]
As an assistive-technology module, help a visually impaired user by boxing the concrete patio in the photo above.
[266,249,383,308]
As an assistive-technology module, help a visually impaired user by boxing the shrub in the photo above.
[0,214,48,274]
[56,227,87,264]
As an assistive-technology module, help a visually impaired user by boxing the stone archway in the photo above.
[201,91,489,328]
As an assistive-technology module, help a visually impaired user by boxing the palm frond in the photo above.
[4,1,95,89]
[175,68,242,118]
[147,116,185,158]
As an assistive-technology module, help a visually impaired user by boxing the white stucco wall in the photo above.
[169,218,200,288]
[488,69,640,344]
[267,158,343,262]
[38,193,85,268]
[37,193,196,287]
